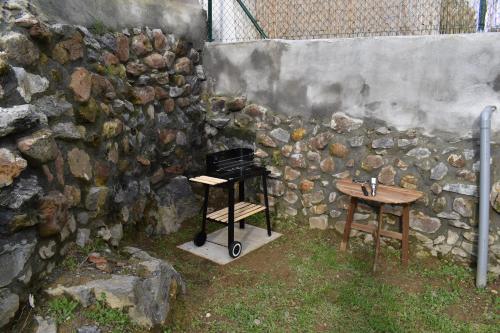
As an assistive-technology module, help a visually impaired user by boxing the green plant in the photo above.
[90,20,108,35]
[85,293,134,333]
[62,256,78,271]
[48,297,79,324]
[272,150,283,166]
[81,238,107,256]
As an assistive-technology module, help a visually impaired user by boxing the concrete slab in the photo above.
[177,224,282,265]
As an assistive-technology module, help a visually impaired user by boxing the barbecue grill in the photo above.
[189,148,272,258]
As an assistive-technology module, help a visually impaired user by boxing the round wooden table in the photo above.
[336,178,423,271]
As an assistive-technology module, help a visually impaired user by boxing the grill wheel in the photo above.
[194,231,207,247]
[229,241,242,258]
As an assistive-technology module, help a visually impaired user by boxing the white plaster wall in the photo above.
[205,33,500,135]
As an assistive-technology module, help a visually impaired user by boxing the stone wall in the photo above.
[204,96,500,275]
[0,2,206,328]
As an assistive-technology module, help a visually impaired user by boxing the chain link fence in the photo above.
[199,0,499,42]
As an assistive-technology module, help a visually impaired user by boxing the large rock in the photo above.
[361,155,384,171]
[0,175,42,209]
[0,289,19,328]
[430,162,448,180]
[13,67,49,102]
[46,247,185,328]
[309,215,328,230]
[85,187,109,212]
[269,128,290,143]
[52,122,85,140]
[406,147,431,160]
[410,211,441,233]
[17,129,58,163]
[377,165,396,185]
[33,95,73,119]
[0,32,39,66]
[150,177,199,234]
[69,67,92,102]
[67,148,92,181]
[443,183,478,197]
[0,148,27,188]
[453,197,474,217]
[330,112,363,133]
[38,191,68,237]
[0,230,37,288]
[0,105,40,138]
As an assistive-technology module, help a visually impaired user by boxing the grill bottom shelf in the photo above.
[207,202,266,223]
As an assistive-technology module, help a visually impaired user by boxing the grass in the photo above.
[125,215,500,333]
[47,297,79,324]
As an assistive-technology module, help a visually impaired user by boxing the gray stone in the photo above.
[348,136,364,147]
[0,289,19,328]
[110,224,123,246]
[448,220,471,230]
[443,183,478,197]
[0,32,39,66]
[169,86,184,98]
[52,122,85,140]
[0,105,40,138]
[437,211,461,220]
[375,126,391,134]
[33,95,72,118]
[409,211,441,233]
[77,326,101,333]
[330,210,342,218]
[207,116,231,129]
[330,112,363,133]
[430,162,448,180]
[372,137,394,149]
[13,67,49,102]
[463,149,475,160]
[406,147,431,160]
[76,228,91,248]
[461,241,477,256]
[490,181,500,213]
[85,187,109,212]
[266,179,285,197]
[0,176,42,209]
[0,231,37,287]
[284,191,298,204]
[17,129,58,164]
[35,316,57,333]
[195,65,206,80]
[270,128,290,143]
[447,230,459,245]
[453,197,474,217]
[309,215,328,230]
[39,240,56,259]
[397,138,418,148]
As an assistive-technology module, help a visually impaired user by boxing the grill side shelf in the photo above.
[207,202,266,223]
[189,175,227,185]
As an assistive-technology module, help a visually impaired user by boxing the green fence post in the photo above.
[235,0,268,39]
[208,0,213,42]
[478,0,487,31]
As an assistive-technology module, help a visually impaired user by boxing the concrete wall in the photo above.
[204,33,500,135]
[33,0,206,47]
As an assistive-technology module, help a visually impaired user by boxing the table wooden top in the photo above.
[336,178,423,204]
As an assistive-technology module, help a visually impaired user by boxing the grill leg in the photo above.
[228,183,235,246]
[201,184,209,233]
[239,180,245,229]
[262,174,272,236]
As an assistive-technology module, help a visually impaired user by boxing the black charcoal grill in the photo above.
[189,148,272,258]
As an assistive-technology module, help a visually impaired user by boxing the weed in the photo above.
[90,20,108,35]
[85,293,134,333]
[272,150,283,166]
[81,238,107,256]
[61,256,78,271]
[48,297,79,324]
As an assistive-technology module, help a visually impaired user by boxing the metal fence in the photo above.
[199,0,500,42]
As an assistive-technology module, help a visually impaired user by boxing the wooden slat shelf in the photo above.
[207,202,266,223]
[189,175,227,186]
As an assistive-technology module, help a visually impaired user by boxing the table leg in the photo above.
[340,197,357,251]
[239,180,245,229]
[402,203,410,266]
[373,204,384,272]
